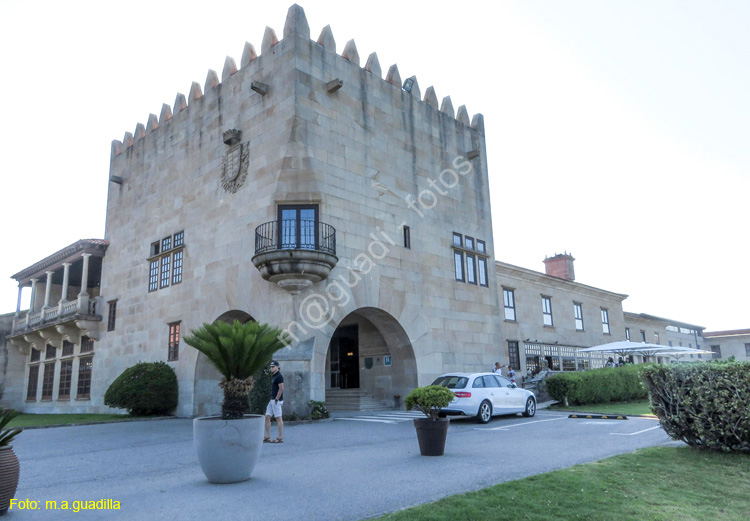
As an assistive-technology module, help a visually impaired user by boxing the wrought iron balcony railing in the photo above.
[255,220,336,256]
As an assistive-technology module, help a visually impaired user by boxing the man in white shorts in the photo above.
[264,360,284,443]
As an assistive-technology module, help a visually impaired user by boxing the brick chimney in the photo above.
[543,253,575,281]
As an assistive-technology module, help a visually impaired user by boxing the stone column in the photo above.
[60,262,71,302]
[14,284,23,317]
[43,271,54,309]
[29,278,38,313]
[78,254,91,315]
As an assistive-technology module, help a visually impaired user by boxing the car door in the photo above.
[482,375,506,413]
[494,375,523,411]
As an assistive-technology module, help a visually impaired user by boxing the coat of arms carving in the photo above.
[221,142,249,193]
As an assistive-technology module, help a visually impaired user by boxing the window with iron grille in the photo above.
[41,363,55,400]
[26,365,40,401]
[601,309,610,335]
[62,340,75,357]
[80,336,94,353]
[542,296,553,327]
[160,255,171,288]
[168,322,180,361]
[107,300,117,331]
[30,348,40,362]
[77,356,93,399]
[58,359,73,399]
[45,344,56,360]
[574,303,584,331]
[508,341,520,370]
[503,289,516,321]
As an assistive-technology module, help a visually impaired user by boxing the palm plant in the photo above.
[0,408,22,447]
[184,320,286,419]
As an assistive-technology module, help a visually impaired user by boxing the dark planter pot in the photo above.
[0,446,20,516]
[413,417,449,456]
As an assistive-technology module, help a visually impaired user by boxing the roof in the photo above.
[703,328,750,338]
[11,239,109,283]
[623,312,704,331]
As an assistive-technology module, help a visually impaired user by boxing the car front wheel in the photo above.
[523,397,536,417]
[476,400,492,424]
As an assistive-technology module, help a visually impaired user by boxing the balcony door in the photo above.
[278,204,318,250]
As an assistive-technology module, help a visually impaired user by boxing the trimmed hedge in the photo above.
[545,365,648,405]
[641,361,750,452]
[104,361,178,416]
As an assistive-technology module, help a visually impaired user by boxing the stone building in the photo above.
[2,5,501,417]
[702,329,750,362]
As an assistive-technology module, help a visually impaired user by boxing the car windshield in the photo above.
[432,376,468,389]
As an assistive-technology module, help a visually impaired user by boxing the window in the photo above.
[30,348,40,362]
[45,344,56,360]
[478,258,488,287]
[168,322,181,361]
[62,340,74,357]
[601,309,610,335]
[542,296,553,326]
[454,251,464,281]
[574,303,584,331]
[41,363,55,400]
[654,333,660,344]
[77,356,93,399]
[466,254,477,284]
[107,300,117,331]
[161,235,172,252]
[384,356,392,366]
[403,226,411,249]
[80,335,94,353]
[174,231,184,247]
[477,240,486,254]
[503,289,516,321]
[746,343,750,357]
[465,236,475,250]
[148,231,185,292]
[710,345,721,359]
[452,233,462,247]
[625,328,631,340]
[150,241,160,256]
[279,205,318,249]
[172,251,183,285]
[27,365,40,401]
[160,255,171,288]
[641,330,646,342]
[149,260,159,292]
[508,341,520,370]
[58,359,73,400]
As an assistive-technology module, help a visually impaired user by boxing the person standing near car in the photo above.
[506,366,516,384]
[264,361,284,443]
[493,362,503,374]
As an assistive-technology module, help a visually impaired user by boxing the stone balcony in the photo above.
[252,219,338,294]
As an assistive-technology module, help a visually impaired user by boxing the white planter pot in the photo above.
[193,414,265,483]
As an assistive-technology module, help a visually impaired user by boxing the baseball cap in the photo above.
[270,361,280,367]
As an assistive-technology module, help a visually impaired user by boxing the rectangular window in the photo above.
[654,333,660,344]
[746,343,750,357]
[710,345,721,359]
[161,235,172,252]
[62,340,75,357]
[542,296,553,327]
[41,363,55,400]
[278,205,318,250]
[641,330,646,342]
[478,258,488,287]
[80,335,94,353]
[465,236,475,250]
[150,241,160,257]
[508,341,520,370]
[107,300,117,332]
[160,255,171,288]
[168,322,181,361]
[503,289,516,321]
[452,233,462,247]
[466,254,477,284]
[477,240,486,254]
[454,251,464,282]
[27,365,40,401]
[58,359,73,400]
[45,344,56,360]
[172,251,183,285]
[149,260,159,292]
[30,348,40,362]
[76,356,93,399]
[625,328,631,341]
[574,303,584,331]
[403,226,411,249]
[173,231,184,247]
[601,309,610,334]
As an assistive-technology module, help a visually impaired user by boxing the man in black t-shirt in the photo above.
[264,360,285,443]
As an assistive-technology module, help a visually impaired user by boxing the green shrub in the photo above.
[405,385,455,420]
[104,361,178,416]
[641,362,750,452]
[0,408,22,446]
[545,365,647,405]
[248,366,272,415]
[309,400,330,420]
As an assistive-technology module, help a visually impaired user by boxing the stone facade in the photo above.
[702,329,750,362]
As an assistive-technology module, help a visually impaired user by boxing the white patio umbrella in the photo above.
[576,341,678,357]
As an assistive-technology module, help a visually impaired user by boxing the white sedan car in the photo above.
[431,372,537,423]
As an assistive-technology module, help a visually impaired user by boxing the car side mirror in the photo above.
[508,384,517,389]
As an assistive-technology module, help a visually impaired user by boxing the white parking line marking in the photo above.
[482,416,568,431]
[611,425,661,436]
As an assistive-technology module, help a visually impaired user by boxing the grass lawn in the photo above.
[377,446,750,521]
[8,413,144,428]
[548,400,653,416]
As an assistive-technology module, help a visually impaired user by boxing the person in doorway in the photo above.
[493,362,503,374]
[264,360,285,443]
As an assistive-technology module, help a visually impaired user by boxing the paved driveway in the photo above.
[10,410,677,521]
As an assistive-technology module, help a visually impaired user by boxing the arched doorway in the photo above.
[192,310,255,416]
[325,308,417,410]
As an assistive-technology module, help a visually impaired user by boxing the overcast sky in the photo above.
[1,1,747,331]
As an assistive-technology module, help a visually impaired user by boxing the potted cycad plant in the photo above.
[0,408,22,516]
[184,320,286,483]
[404,385,455,456]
